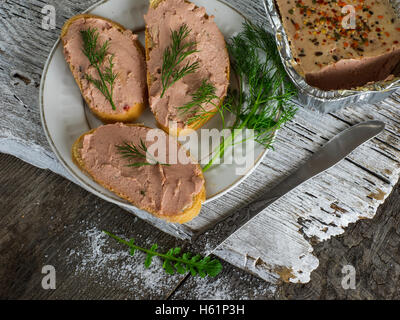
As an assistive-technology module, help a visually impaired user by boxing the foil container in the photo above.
[262,0,400,113]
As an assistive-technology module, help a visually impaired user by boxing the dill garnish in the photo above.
[161,24,199,98]
[178,80,221,126]
[81,28,118,110]
[201,22,297,172]
[116,139,169,167]
[104,231,222,278]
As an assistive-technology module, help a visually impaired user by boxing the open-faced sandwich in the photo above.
[62,14,147,123]
[144,0,230,136]
[275,0,400,90]
[72,123,206,224]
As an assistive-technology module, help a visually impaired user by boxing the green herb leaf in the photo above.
[204,259,224,277]
[103,231,223,278]
[116,139,170,168]
[81,28,118,110]
[178,80,220,126]
[163,260,175,275]
[129,239,136,256]
[161,24,199,98]
[202,22,297,172]
[145,244,158,268]
[174,262,187,275]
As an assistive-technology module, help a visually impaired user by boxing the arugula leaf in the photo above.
[104,231,223,278]
[145,244,158,268]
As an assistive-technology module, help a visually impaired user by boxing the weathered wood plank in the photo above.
[278,181,400,299]
[1,0,400,285]
[207,106,400,283]
[0,0,98,174]
[172,181,400,300]
[0,154,188,299]
[3,153,399,299]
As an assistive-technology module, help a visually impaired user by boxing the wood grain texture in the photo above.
[173,179,400,300]
[0,0,400,284]
[2,153,400,299]
[0,154,188,299]
[278,180,400,300]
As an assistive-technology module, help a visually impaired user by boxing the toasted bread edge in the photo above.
[145,0,231,137]
[71,124,206,224]
[61,14,147,124]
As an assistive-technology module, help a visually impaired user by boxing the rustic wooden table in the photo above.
[1,0,400,299]
[1,154,400,299]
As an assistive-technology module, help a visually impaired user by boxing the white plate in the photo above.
[40,0,268,209]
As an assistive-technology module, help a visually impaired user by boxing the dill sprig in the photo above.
[81,28,118,110]
[202,22,297,172]
[116,139,169,167]
[161,24,200,98]
[178,80,220,126]
[104,231,222,278]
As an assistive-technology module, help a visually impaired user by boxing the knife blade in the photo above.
[193,120,385,248]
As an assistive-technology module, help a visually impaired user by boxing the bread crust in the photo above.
[72,124,206,224]
[61,14,147,124]
[145,0,230,136]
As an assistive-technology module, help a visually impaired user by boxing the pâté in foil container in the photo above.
[262,0,400,113]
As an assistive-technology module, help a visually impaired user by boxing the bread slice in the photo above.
[72,123,206,224]
[145,0,230,136]
[61,14,147,123]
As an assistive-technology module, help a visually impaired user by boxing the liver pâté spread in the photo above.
[144,0,230,129]
[62,18,147,114]
[80,124,204,216]
[275,0,400,90]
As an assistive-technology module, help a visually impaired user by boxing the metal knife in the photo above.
[193,120,385,248]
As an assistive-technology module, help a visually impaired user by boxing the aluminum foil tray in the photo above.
[262,0,400,113]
